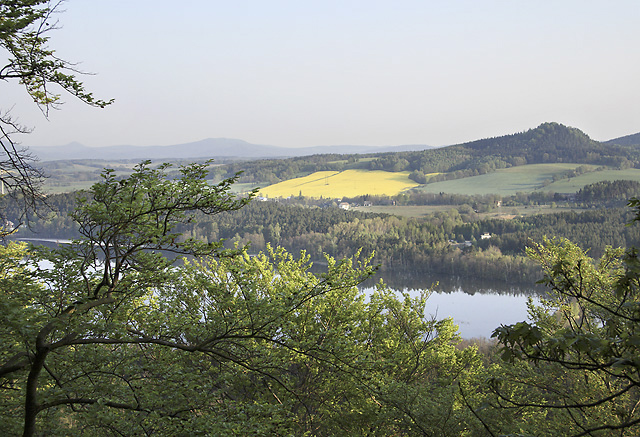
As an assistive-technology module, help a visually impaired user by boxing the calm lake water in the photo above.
[421,290,536,339]
[364,272,543,339]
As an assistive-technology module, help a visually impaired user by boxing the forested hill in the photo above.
[370,122,635,179]
[448,122,606,162]
[605,131,640,147]
[218,122,639,184]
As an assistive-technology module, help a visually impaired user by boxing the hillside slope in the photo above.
[366,122,635,176]
[605,132,640,147]
[218,122,639,184]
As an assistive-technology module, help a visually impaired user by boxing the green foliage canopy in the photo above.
[490,235,640,435]
[0,161,483,435]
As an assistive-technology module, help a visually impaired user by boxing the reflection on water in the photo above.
[363,268,544,296]
[421,290,538,339]
[362,269,546,339]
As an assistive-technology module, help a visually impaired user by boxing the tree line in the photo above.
[7,186,640,284]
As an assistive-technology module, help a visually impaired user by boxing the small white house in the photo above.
[480,233,492,240]
[339,202,350,210]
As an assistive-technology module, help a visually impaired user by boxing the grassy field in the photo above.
[419,164,586,196]
[352,204,587,219]
[40,161,140,193]
[352,205,460,218]
[45,181,96,194]
[229,182,263,194]
[544,168,640,193]
[416,164,640,196]
[258,170,419,198]
[40,161,229,194]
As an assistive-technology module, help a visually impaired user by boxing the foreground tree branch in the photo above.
[0,160,482,435]
[0,0,112,235]
[489,232,640,436]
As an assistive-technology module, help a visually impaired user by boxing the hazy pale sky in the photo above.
[6,0,640,148]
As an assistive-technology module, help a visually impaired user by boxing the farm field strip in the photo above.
[259,169,419,198]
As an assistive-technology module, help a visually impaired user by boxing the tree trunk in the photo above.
[23,346,48,437]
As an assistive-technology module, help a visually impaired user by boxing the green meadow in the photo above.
[41,163,138,194]
[419,164,640,196]
[353,204,586,219]
[544,168,640,193]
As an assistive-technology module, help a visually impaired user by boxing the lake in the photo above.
[364,272,543,339]
[422,289,536,339]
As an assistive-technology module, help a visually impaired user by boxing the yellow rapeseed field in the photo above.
[259,170,420,198]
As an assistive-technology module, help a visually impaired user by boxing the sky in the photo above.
[5,0,640,149]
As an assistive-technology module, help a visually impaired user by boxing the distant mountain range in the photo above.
[26,126,640,163]
[28,139,434,162]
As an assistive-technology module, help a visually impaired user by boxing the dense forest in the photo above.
[7,177,640,284]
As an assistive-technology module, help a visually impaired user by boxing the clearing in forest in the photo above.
[259,170,419,198]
